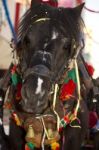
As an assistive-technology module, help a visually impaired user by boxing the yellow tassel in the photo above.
[48,129,54,139]
[51,142,60,150]
[26,125,34,138]
[12,113,21,126]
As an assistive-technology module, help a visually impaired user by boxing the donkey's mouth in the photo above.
[15,107,60,148]
[23,115,60,148]
[19,98,49,115]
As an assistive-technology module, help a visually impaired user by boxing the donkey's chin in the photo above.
[21,103,48,115]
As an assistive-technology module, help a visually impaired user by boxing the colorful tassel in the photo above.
[12,112,21,126]
[11,65,22,86]
[64,68,77,83]
[59,79,76,101]
[59,68,77,101]
[60,114,70,129]
[85,63,94,76]
[11,65,18,86]
[51,142,60,150]
[11,72,18,86]
[15,83,22,100]
[25,143,35,150]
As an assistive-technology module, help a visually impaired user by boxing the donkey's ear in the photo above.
[73,3,85,18]
[31,0,42,7]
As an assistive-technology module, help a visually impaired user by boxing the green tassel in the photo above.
[64,68,77,83]
[27,142,35,150]
[11,73,18,86]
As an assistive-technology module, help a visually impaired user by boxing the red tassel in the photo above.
[25,145,31,150]
[85,63,94,76]
[11,65,17,74]
[16,83,22,100]
[59,79,76,101]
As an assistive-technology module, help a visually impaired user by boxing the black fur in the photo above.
[0,1,89,150]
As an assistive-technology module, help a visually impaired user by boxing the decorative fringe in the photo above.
[59,68,77,101]
[60,114,70,129]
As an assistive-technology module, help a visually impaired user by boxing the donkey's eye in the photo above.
[63,42,70,50]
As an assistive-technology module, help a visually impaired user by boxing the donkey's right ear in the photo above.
[31,0,42,8]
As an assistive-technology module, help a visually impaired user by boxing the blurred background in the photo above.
[0,0,99,78]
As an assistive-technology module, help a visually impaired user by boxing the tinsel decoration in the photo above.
[59,68,77,101]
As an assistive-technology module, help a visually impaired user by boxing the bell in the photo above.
[26,125,34,138]
[48,128,54,139]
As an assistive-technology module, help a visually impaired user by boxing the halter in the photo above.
[23,64,51,81]
[52,39,84,84]
[34,18,50,23]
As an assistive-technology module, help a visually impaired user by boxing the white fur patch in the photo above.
[52,31,58,40]
[35,78,43,94]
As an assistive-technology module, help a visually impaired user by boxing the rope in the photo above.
[52,84,60,131]
[68,59,81,129]
[41,117,50,139]
[41,129,46,150]
[74,59,81,117]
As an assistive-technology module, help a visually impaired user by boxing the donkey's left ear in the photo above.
[73,3,85,18]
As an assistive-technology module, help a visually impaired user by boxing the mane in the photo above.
[16,3,84,52]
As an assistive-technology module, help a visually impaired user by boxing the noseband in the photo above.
[23,64,51,81]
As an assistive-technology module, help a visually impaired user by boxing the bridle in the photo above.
[51,39,84,84]
[23,64,51,81]
[18,16,84,85]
